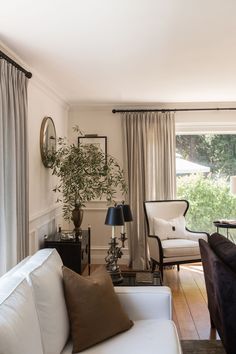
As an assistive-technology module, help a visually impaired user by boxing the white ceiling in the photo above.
[1,0,236,105]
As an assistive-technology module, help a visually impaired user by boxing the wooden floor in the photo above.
[163,263,219,340]
[90,263,219,340]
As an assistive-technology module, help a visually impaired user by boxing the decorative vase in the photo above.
[71,204,84,238]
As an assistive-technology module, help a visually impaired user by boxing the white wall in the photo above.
[28,79,69,254]
[69,106,128,264]
[69,107,123,165]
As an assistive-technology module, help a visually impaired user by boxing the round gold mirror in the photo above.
[40,117,56,168]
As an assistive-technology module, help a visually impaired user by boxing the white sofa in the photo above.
[0,248,182,354]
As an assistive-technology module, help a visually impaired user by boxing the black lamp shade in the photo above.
[117,204,133,222]
[105,206,124,226]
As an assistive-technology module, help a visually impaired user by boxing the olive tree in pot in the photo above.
[51,128,127,236]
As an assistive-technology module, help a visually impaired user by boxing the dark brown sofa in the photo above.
[199,233,236,354]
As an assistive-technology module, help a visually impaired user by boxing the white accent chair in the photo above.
[144,200,209,280]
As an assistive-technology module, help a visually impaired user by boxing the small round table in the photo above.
[213,221,236,240]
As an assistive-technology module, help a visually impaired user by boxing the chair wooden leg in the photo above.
[151,259,156,273]
[177,264,180,272]
[210,316,215,328]
[160,264,164,281]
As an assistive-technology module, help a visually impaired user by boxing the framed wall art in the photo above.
[78,135,107,162]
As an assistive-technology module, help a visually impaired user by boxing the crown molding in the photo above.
[29,75,69,111]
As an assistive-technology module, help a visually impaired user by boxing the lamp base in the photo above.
[106,267,123,284]
[105,237,123,284]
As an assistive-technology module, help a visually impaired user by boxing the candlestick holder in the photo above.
[105,206,124,284]
[105,237,123,283]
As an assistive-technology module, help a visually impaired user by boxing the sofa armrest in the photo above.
[114,286,172,321]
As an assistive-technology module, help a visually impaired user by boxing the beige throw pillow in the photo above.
[62,266,133,353]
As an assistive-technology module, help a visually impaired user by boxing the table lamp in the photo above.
[117,202,133,247]
[105,205,124,284]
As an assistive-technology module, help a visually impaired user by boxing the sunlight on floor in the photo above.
[181,264,204,274]
[165,263,220,340]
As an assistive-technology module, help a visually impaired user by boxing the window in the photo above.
[176,134,236,236]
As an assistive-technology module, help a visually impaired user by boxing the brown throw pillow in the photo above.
[62,266,133,353]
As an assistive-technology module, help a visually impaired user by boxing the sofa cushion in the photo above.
[209,232,236,273]
[162,239,200,258]
[0,256,30,280]
[16,248,69,354]
[153,216,186,240]
[0,277,43,354]
[61,319,181,354]
[62,266,133,353]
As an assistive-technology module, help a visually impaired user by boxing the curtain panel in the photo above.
[0,59,29,275]
[122,112,176,269]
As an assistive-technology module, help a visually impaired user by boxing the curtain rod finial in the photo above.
[112,109,117,114]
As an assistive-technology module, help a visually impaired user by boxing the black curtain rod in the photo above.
[112,107,236,114]
[0,50,32,79]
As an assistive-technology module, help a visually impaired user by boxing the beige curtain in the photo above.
[122,112,176,269]
[0,59,29,275]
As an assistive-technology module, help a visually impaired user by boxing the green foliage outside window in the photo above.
[176,134,236,238]
[177,174,236,235]
[176,134,236,176]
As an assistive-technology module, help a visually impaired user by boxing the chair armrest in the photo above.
[147,235,162,263]
[185,229,209,242]
[114,286,172,321]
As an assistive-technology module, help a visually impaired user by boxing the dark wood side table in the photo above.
[114,270,162,286]
[213,221,236,242]
[44,228,91,274]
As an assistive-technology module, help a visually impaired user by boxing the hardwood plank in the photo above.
[165,268,199,339]
[182,263,208,303]
[178,263,220,339]
[177,266,213,339]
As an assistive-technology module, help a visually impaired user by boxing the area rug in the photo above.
[181,340,226,354]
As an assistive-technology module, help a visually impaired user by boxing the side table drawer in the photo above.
[45,242,82,274]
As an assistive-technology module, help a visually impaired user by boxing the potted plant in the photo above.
[51,127,127,235]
